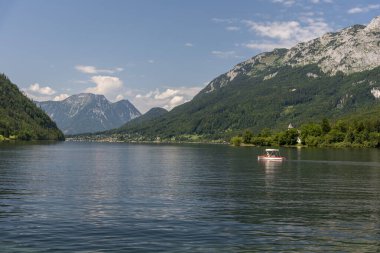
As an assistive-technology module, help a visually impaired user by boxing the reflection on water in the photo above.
[259,159,284,171]
[0,142,380,252]
[259,160,283,190]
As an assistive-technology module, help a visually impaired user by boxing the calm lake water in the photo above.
[0,142,380,252]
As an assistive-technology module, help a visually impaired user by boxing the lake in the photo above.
[0,142,379,252]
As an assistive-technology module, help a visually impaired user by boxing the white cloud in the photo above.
[116,94,124,101]
[85,75,123,99]
[166,96,185,109]
[348,4,380,14]
[154,88,179,100]
[28,83,56,95]
[24,83,70,102]
[75,65,123,74]
[148,59,155,64]
[272,0,296,7]
[243,41,295,51]
[135,90,154,99]
[185,42,194,47]
[129,86,202,113]
[211,18,237,24]
[245,19,330,41]
[53,94,69,101]
[76,65,97,74]
[348,7,363,14]
[73,80,90,84]
[311,0,333,3]
[226,26,240,31]
[211,50,242,59]
[243,17,332,51]
[245,20,300,40]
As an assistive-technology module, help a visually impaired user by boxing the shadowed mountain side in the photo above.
[0,74,64,141]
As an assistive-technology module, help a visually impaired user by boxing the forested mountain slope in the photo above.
[0,74,64,141]
[105,16,380,140]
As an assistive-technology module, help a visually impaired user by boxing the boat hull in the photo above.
[257,156,286,161]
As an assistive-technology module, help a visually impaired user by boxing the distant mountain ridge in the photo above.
[201,16,380,95]
[37,93,141,135]
[0,74,64,141]
[104,16,380,141]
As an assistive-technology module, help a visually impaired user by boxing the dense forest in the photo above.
[0,74,64,141]
[231,115,380,148]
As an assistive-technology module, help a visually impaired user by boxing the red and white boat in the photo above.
[257,149,286,161]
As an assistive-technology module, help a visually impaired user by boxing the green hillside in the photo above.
[109,65,380,141]
[0,74,64,141]
[79,17,380,143]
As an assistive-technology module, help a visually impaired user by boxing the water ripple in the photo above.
[0,143,380,252]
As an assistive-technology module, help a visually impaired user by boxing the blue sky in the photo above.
[0,0,379,112]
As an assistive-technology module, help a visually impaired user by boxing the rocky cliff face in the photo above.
[202,16,380,94]
[37,93,141,135]
[285,16,380,75]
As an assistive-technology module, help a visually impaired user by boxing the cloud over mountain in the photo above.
[75,65,123,74]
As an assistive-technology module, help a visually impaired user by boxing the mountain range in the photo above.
[37,93,141,135]
[5,17,379,141]
[0,74,64,141]
[106,16,380,141]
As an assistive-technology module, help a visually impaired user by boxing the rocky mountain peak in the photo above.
[114,99,133,106]
[283,17,380,75]
[365,16,380,32]
[64,93,106,105]
[200,17,380,95]
[37,93,141,134]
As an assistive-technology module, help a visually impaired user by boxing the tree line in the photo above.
[231,118,380,148]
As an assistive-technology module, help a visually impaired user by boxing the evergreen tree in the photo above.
[321,118,331,134]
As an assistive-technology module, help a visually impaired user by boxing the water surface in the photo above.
[0,142,379,252]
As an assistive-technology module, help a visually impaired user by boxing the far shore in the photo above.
[1,136,377,149]
[63,137,375,149]
[65,137,229,145]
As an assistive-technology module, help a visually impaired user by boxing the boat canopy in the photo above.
[265,149,279,152]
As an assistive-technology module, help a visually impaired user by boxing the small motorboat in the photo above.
[258,149,286,161]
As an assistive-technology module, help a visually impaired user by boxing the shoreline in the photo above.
[65,137,229,145]
[65,138,376,149]
[2,137,376,149]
